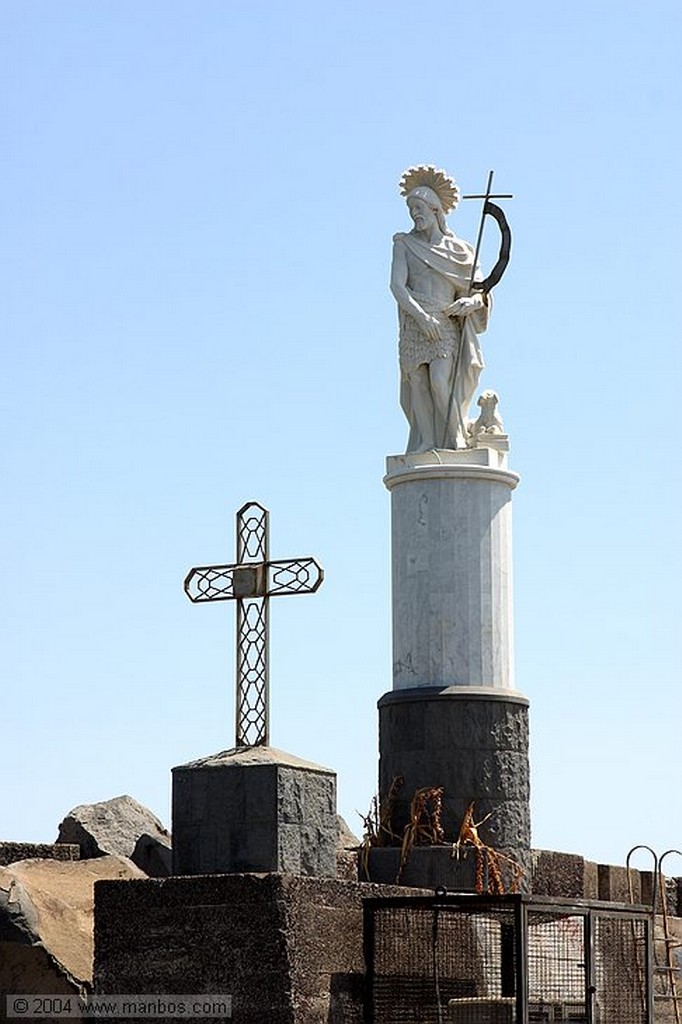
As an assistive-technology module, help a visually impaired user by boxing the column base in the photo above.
[361,845,533,892]
[378,688,531,854]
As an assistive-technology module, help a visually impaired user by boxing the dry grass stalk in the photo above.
[359,775,404,876]
[397,786,446,883]
[452,800,524,894]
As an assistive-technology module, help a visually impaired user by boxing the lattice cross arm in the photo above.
[183,557,324,603]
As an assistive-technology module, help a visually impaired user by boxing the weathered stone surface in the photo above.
[0,944,84,1006]
[597,862,635,903]
[132,834,173,878]
[336,815,360,881]
[0,855,144,997]
[172,746,337,877]
[583,857,599,900]
[0,842,80,867]
[363,845,532,892]
[529,851,673,906]
[531,849,598,900]
[337,815,360,851]
[378,691,531,855]
[94,873,415,1024]
[57,795,171,877]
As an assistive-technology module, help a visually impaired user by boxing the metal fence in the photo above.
[363,893,652,1023]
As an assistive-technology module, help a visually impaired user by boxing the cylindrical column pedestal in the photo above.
[379,688,530,848]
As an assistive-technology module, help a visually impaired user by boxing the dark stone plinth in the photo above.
[362,845,533,891]
[94,873,417,1024]
[0,842,80,867]
[378,689,531,849]
[172,745,337,876]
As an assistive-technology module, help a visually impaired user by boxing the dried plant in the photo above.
[359,776,404,876]
[451,800,524,894]
[397,786,446,883]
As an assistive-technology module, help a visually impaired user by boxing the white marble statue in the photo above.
[390,166,490,452]
[468,389,504,439]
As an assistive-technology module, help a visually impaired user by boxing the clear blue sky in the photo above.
[2,1,681,870]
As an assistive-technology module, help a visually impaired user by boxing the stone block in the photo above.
[94,873,412,1023]
[583,858,599,900]
[597,862,635,903]
[0,842,80,867]
[531,850,591,899]
[640,870,656,907]
[172,746,337,877]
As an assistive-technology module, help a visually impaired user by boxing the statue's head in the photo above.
[406,186,448,233]
[406,185,442,212]
[399,166,460,236]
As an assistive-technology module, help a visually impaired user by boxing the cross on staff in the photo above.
[442,169,514,448]
[461,169,513,291]
[184,501,324,747]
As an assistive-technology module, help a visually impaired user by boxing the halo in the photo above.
[399,165,460,213]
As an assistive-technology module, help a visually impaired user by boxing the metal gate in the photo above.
[363,893,653,1023]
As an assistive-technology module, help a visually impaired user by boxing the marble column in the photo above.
[386,447,519,694]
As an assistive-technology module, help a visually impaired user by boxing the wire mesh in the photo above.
[365,896,652,1024]
[595,913,649,1023]
[526,911,585,1013]
[370,903,517,1023]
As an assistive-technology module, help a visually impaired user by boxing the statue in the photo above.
[391,165,491,453]
[468,389,505,440]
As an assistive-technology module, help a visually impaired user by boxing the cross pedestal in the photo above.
[173,502,337,877]
[366,448,532,889]
[172,746,337,877]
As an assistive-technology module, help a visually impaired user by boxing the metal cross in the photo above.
[183,501,324,748]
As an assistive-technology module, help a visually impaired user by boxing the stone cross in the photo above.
[184,502,324,747]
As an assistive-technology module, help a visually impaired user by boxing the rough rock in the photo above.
[57,795,171,877]
[0,855,144,995]
[336,814,360,881]
[337,814,360,851]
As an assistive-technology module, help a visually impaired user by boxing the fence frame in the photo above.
[363,892,654,1023]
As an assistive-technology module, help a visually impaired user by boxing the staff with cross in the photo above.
[184,502,324,747]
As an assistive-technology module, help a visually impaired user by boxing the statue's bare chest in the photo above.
[404,247,457,301]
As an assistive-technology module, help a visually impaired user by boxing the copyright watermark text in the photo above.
[6,994,232,1019]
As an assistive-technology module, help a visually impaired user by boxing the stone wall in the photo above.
[93,861,682,1022]
[94,874,413,1024]
[0,843,79,867]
